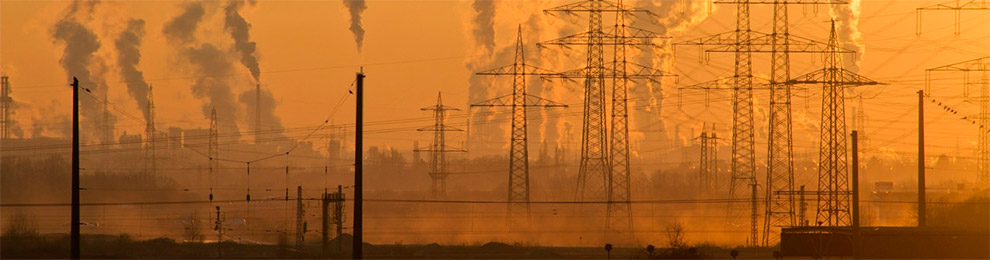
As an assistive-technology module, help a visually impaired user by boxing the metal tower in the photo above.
[542,0,656,201]
[926,57,990,189]
[789,21,881,226]
[145,84,157,174]
[764,1,797,242]
[471,26,566,223]
[916,0,990,35]
[1,76,11,140]
[698,123,719,192]
[417,93,465,198]
[675,0,848,245]
[541,0,672,236]
[209,107,219,201]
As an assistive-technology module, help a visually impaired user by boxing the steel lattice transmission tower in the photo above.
[698,123,720,192]
[675,0,849,245]
[926,57,990,189]
[789,21,881,226]
[541,0,672,236]
[145,85,157,174]
[417,93,466,198]
[1,76,11,140]
[471,26,567,224]
[916,0,990,35]
[674,1,759,243]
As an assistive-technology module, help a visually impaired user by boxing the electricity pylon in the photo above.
[789,21,882,226]
[417,93,465,198]
[926,56,990,189]
[471,26,566,225]
[675,0,850,245]
[698,123,720,192]
[916,0,990,35]
[541,0,673,236]
[145,84,157,174]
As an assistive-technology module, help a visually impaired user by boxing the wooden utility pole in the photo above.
[852,131,860,227]
[71,77,80,259]
[918,90,926,227]
[353,70,364,259]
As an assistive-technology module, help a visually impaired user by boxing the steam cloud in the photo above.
[630,0,713,157]
[343,0,367,52]
[465,0,499,155]
[831,0,865,72]
[163,2,240,135]
[472,0,496,54]
[51,0,115,142]
[115,18,151,121]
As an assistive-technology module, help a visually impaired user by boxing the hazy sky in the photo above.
[1,0,988,161]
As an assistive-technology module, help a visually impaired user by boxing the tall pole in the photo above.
[851,130,860,227]
[71,77,80,259]
[256,84,262,144]
[353,70,364,259]
[764,0,796,245]
[918,90,926,227]
[608,0,633,234]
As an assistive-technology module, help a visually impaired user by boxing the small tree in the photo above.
[664,221,686,249]
[183,215,204,243]
[3,213,39,238]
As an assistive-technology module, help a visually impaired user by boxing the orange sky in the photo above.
[1,0,988,163]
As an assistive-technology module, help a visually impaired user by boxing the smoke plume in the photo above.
[342,0,367,52]
[162,2,240,135]
[115,18,151,121]
[224,0,261,81]
[51,0,115,142]
[161,2,204,46]
[224,0,286,141]
[831,0,865,72]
